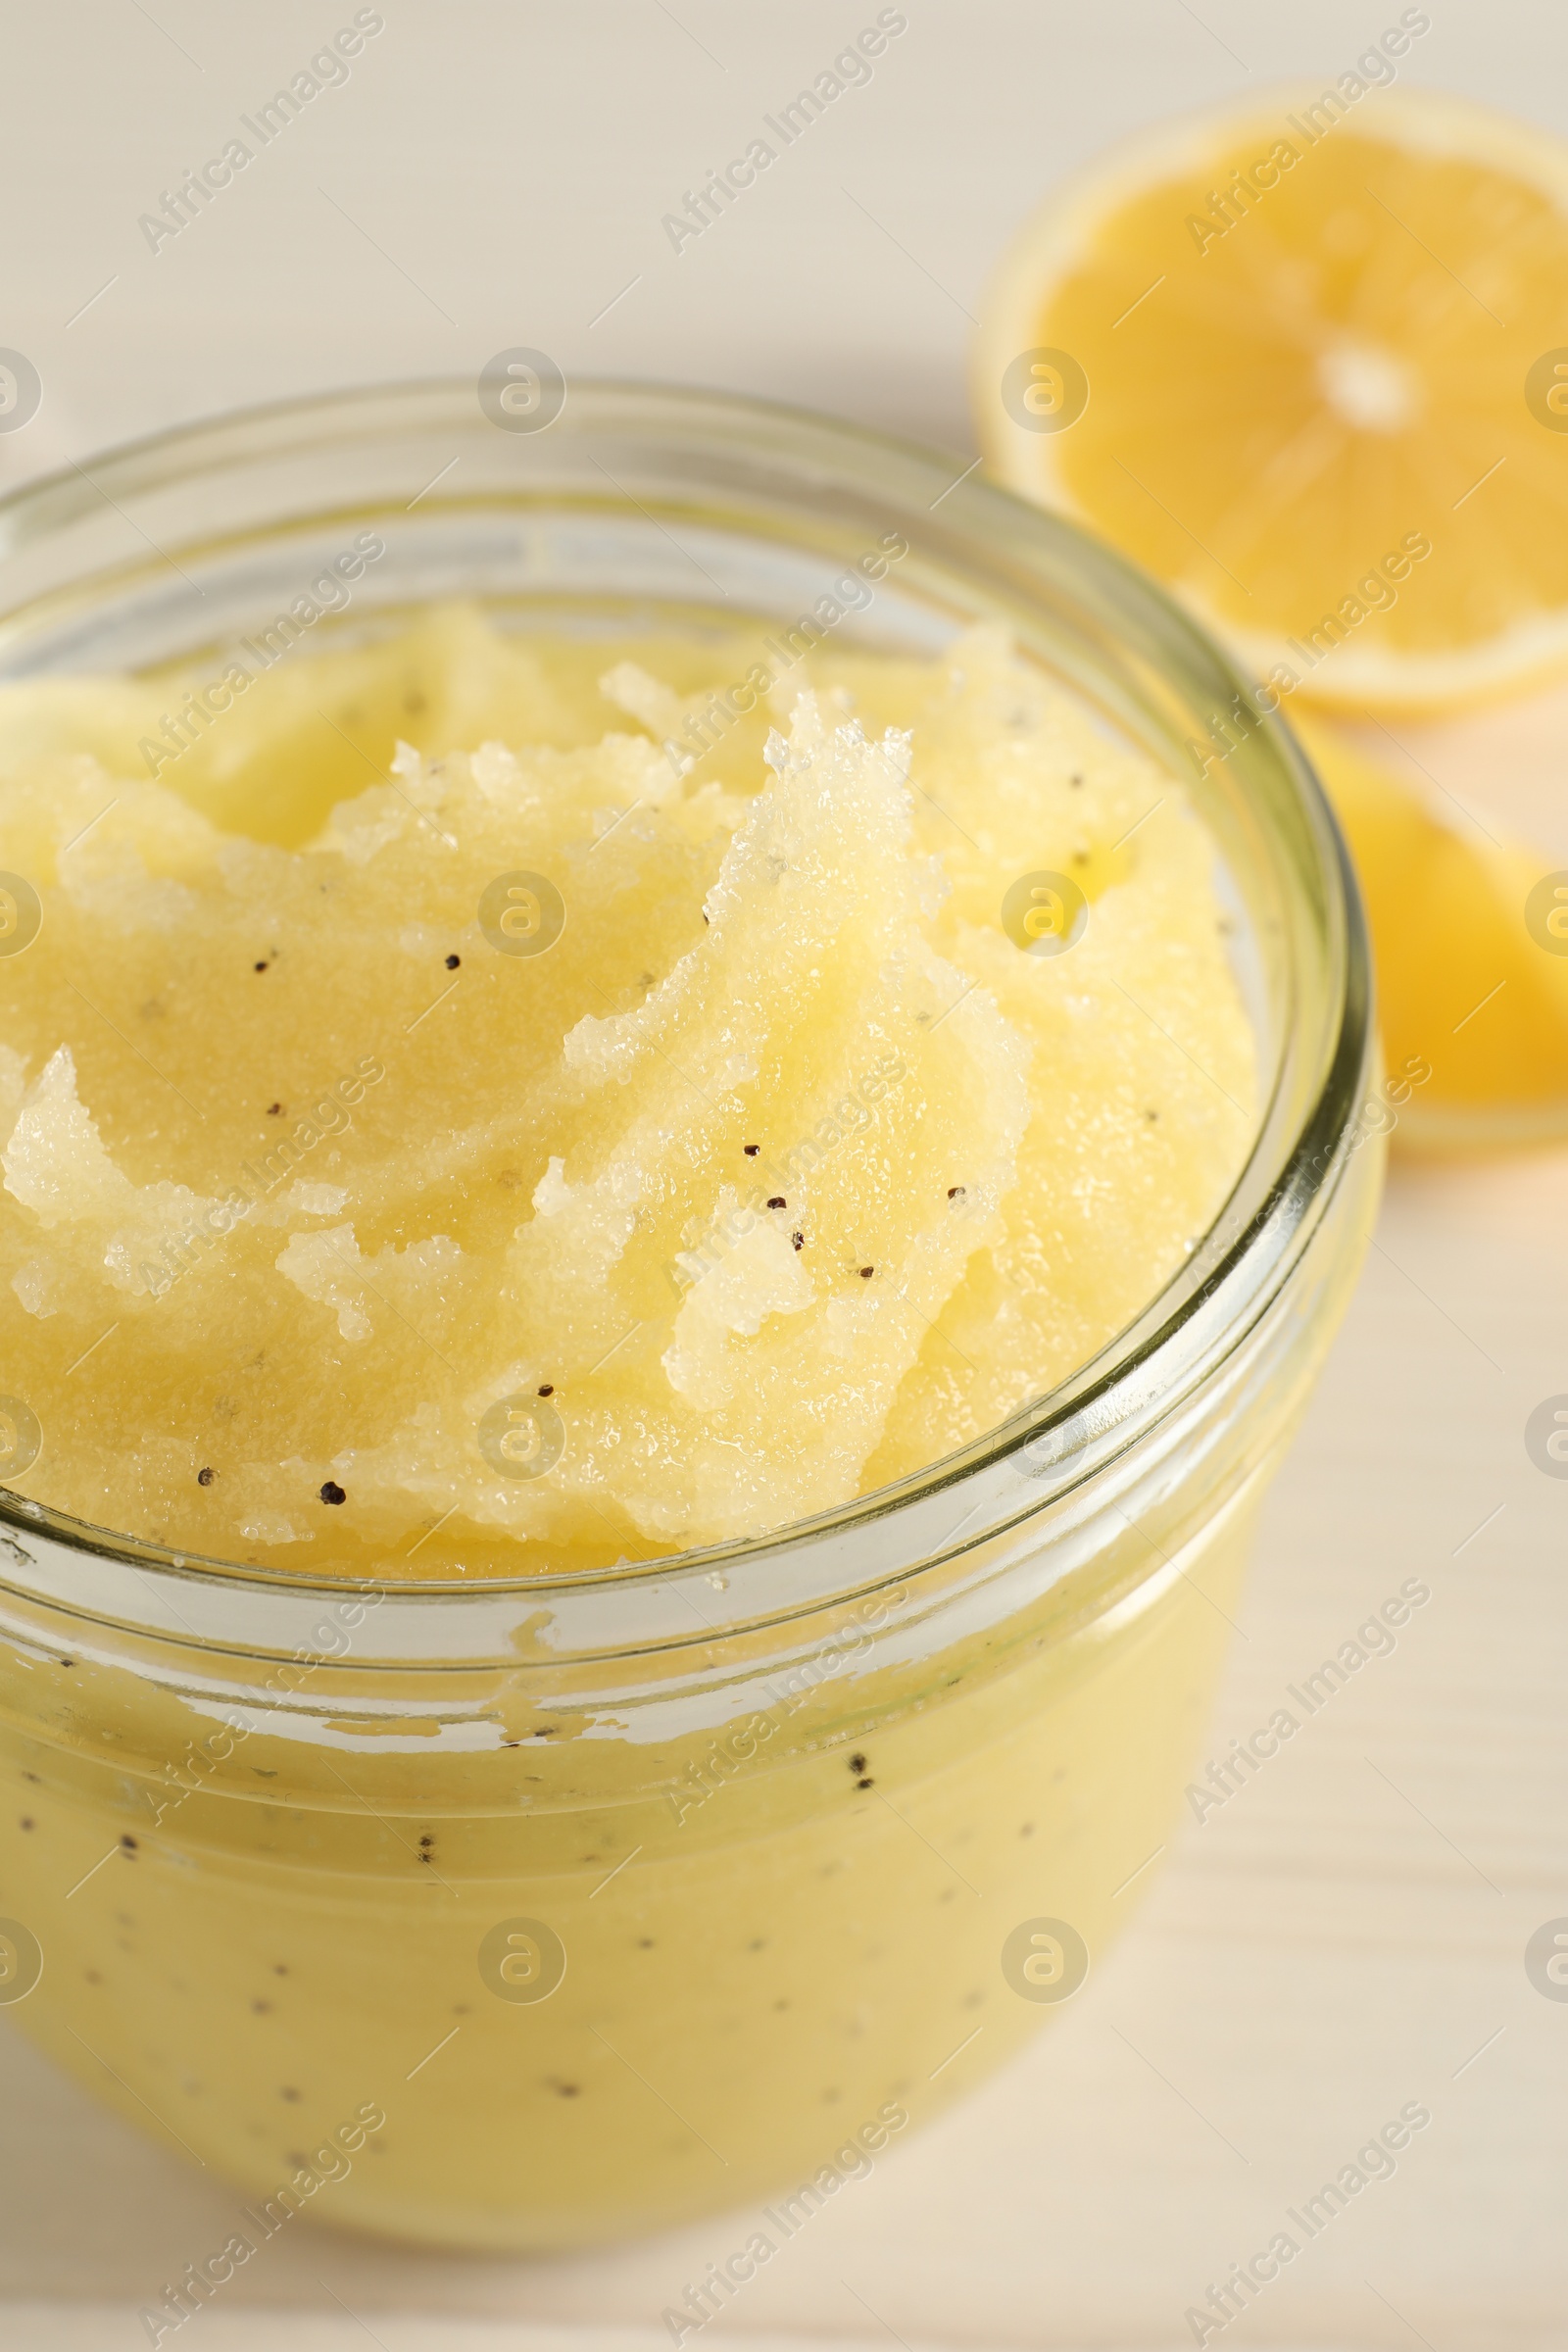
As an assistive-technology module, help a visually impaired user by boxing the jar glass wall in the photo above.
[0,383,1376,2251]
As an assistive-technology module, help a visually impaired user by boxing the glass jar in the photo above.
[0,382,1376,2255]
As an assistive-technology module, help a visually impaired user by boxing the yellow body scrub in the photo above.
[0,606,1251,1572]
[0,394,1372,2263]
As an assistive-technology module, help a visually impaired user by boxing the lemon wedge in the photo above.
[975,83,1568,713]
[1294,711,1568,1146]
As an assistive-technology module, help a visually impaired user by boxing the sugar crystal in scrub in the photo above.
[0,590,1363,2253]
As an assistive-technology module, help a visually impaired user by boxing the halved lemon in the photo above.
[1293,710,1568,1147]
[975,83,1568,713]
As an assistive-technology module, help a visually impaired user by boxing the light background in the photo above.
[2,4,1567,2348]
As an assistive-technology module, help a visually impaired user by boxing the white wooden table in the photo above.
[3,4,1566,2343]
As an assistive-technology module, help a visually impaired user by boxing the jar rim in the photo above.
[0,375,1372,1639]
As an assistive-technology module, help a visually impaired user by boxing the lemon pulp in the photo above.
[977,87,1568,710]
